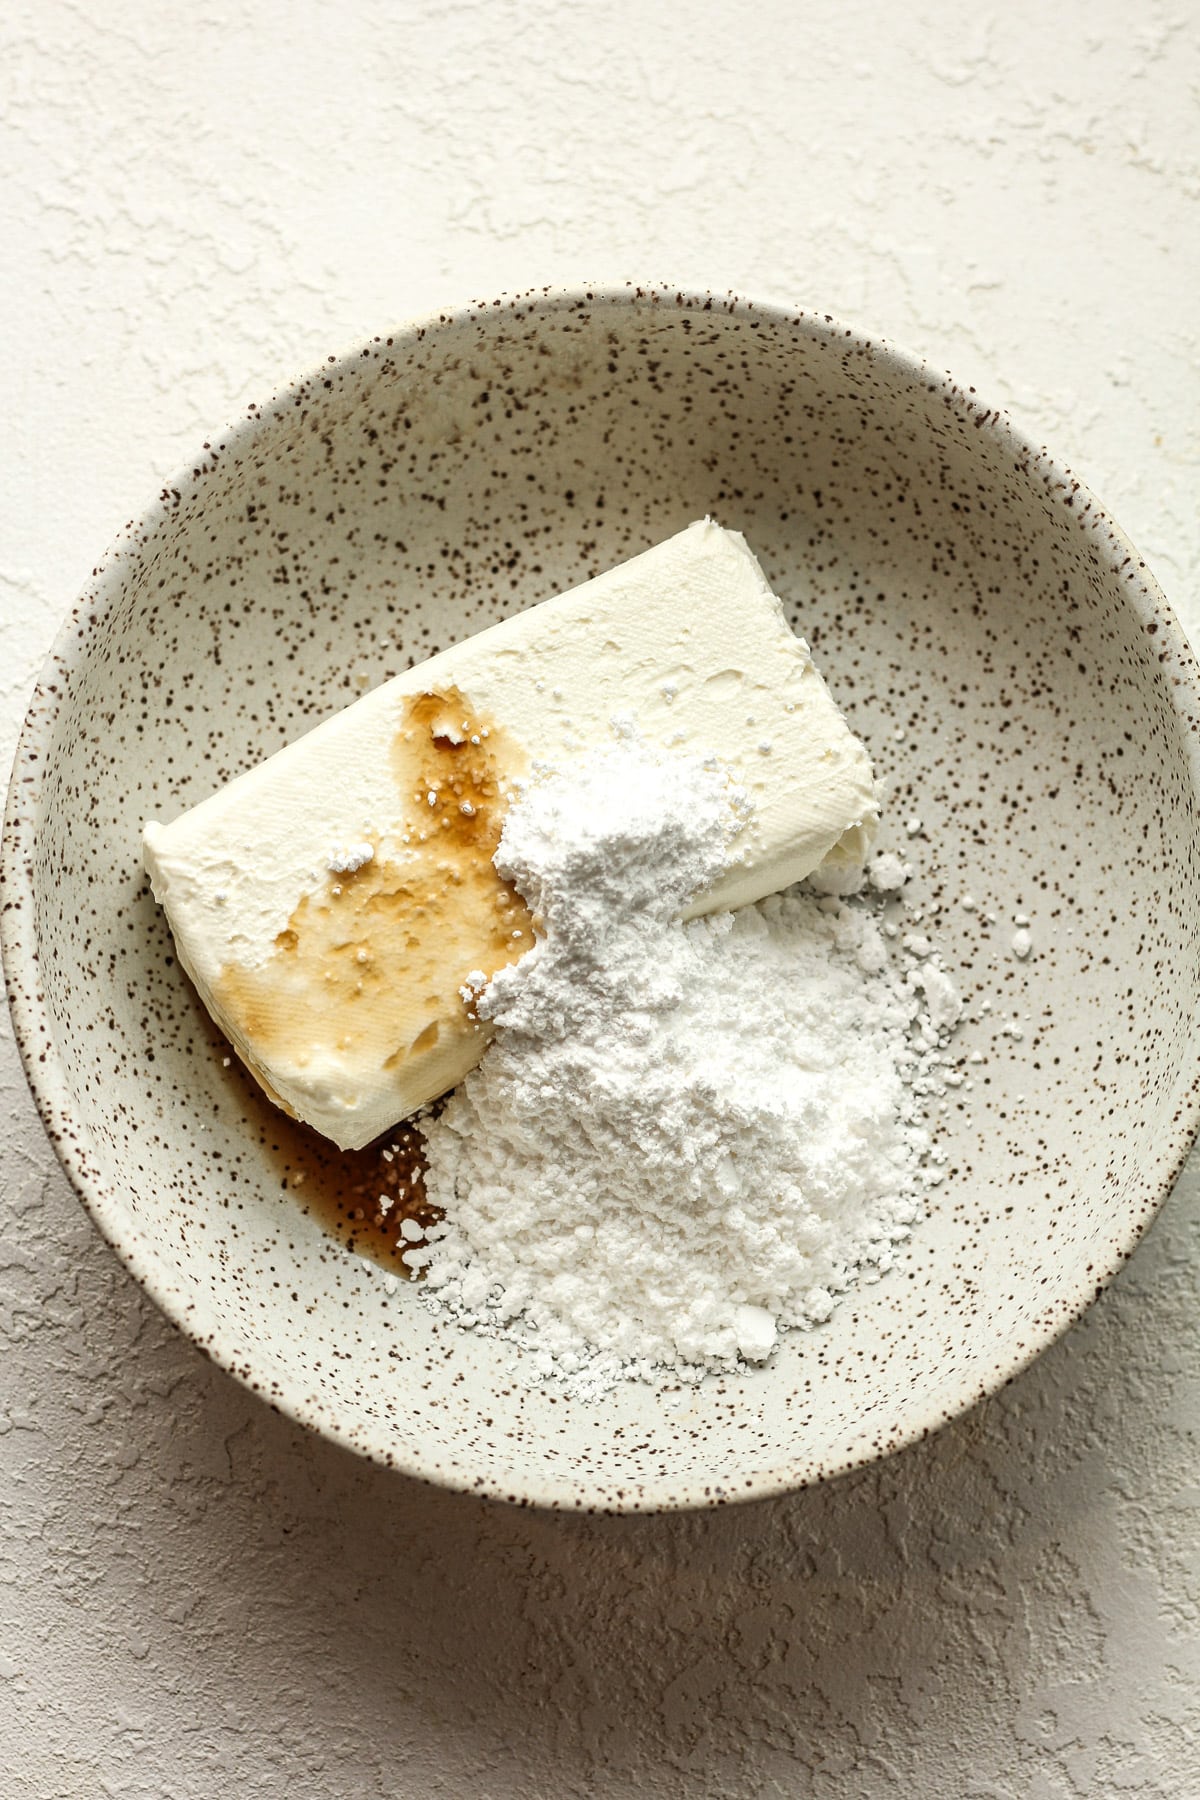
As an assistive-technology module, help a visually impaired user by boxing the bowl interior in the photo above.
[14,292,1200,1508]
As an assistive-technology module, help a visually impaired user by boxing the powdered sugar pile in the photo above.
[411,739,960,1396]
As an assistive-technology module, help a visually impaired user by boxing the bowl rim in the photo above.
[5,281,1200,1512]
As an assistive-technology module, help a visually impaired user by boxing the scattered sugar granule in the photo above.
[910,963,964,1036]
[419,739,960,1397]
[1011,927,1033,960]
[868,851,909,893]
[327,841,374,874]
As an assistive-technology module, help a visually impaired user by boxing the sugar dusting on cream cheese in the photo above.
[142,521,880,1149]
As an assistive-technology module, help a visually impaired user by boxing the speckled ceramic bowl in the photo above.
[5,286,1200,1511]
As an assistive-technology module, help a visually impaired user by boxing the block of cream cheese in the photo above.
[143,521,878,1149]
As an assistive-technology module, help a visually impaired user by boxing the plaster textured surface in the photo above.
[2,1,1198,1793]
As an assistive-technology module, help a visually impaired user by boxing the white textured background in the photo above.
[3,2,1199,1794]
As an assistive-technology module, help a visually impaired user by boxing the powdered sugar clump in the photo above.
[326,841,375,874]
[415,741,959,1396]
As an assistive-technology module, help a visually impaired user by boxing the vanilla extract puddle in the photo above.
[199,1009,439,1276]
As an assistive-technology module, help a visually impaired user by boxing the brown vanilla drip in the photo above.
[199,1005,438,1277]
